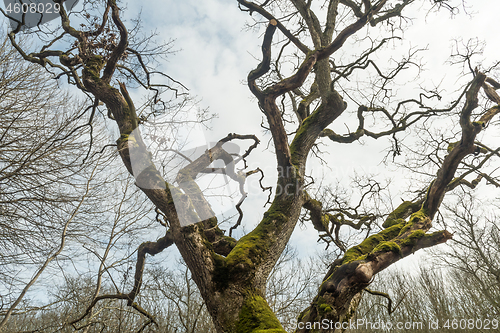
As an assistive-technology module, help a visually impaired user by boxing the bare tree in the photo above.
[146,261,218,333]
[0,30,104,329]
[1,171,162,332]
[440,193,500,317]
[266,245,319,330]
[0,29,162,331]
[3,1,500,332]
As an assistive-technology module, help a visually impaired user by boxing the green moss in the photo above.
[298,308,310,321]
[225,228,268,271]
[400,230,426,247]
[262,209,288,223]
[321,214,330,230]
[342,223,403,264]
[399,222,413,235]
[117,133,134,145]
[321,128,335,137]
[211,201,292,291]
[317,297,333,315]
[289,88,336,165]
[447,141,459,153]
[411,230,426,238]
[319,303,333,314]
[221,235,238,248]
[236,293,285,333]
[290,107,318,165]
[342,235,381,264]
[225,201,288,270]
[410,208,428,222]
[383,201,420,228]
[398,208,429,236]
[383,217,404,229]
[83,55,105,82]
[356,254,368,261]
[372,241,401,256]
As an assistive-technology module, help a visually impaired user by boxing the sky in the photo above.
[115,0,500,264]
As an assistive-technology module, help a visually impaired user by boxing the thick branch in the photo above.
[424,73,487,218]
[290,90,346,168]
[248,20,277,99]
[102,0,128,83]
[290,0,323,47]
[248,20,318,167]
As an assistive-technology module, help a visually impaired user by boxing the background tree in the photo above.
[0,25,164,331]
[0,30,101,328]
[2,1,500,333]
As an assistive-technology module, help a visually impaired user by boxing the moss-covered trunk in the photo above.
[207,176,305,332]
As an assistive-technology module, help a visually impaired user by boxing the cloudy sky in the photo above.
[111,0,500,262]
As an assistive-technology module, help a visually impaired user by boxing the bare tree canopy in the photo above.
[1,0,500,332]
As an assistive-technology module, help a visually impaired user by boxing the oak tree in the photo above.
[3,0,500,332]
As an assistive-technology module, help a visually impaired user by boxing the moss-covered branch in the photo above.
[383,200,422,228]
[216,199,293,287]
[297,203,452,330]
